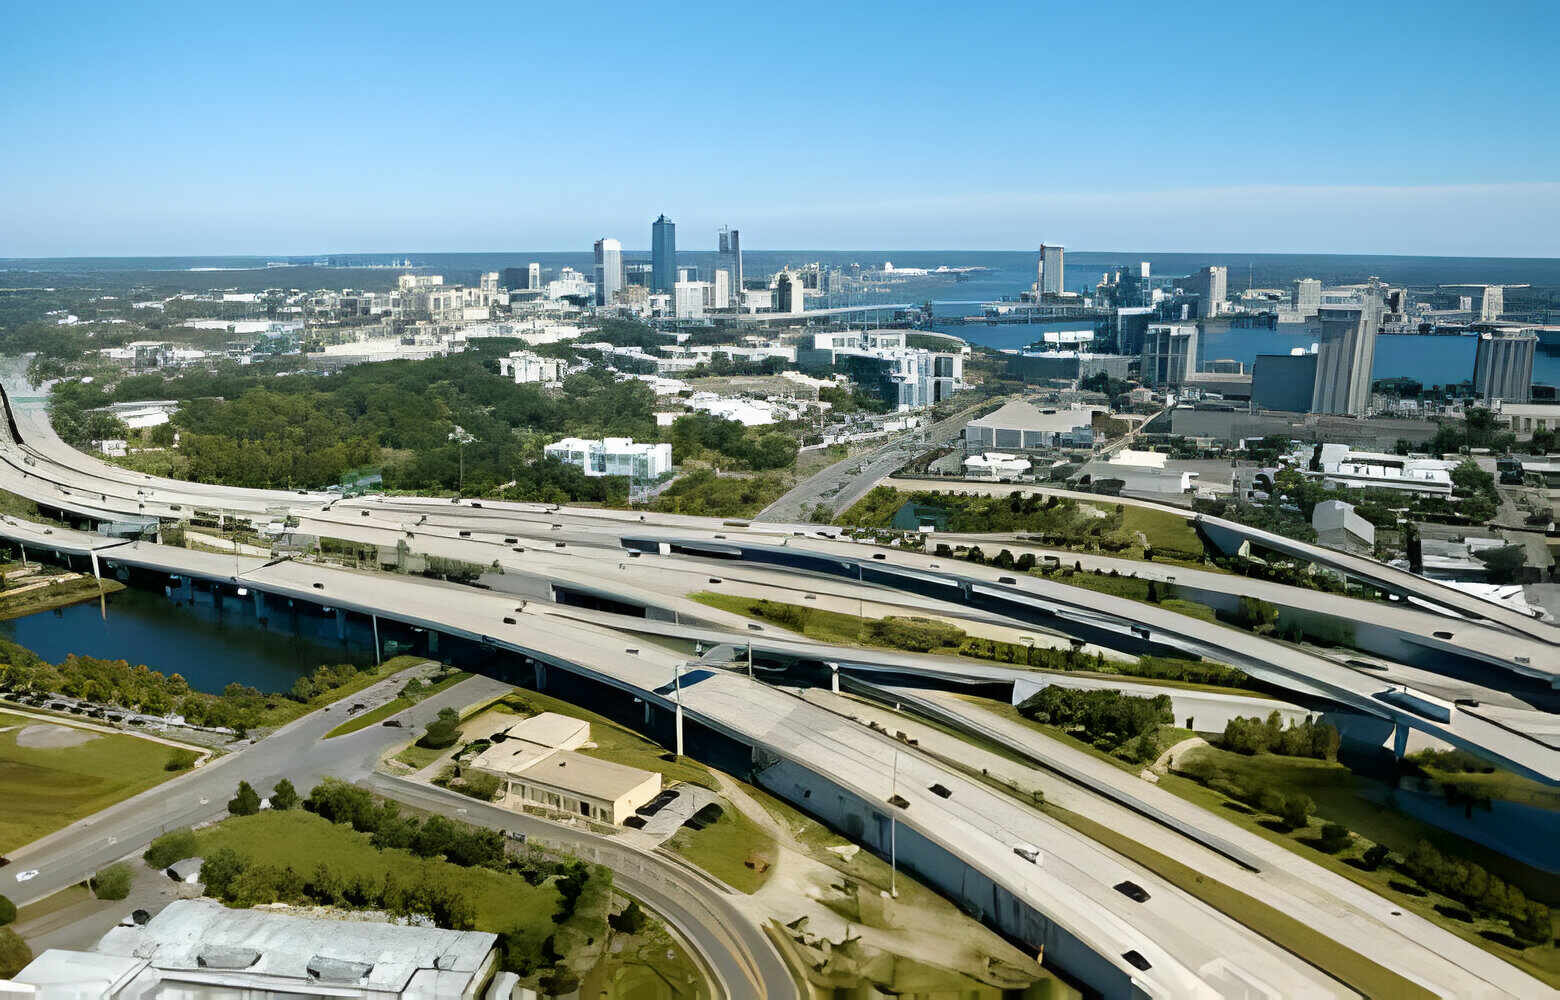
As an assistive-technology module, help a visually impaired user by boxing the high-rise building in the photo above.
[711,268,731,310]
[1193,266,1228,318]
[1141,323,1199,389]
[593,238,623,306]
[1038,244,1064,295]
[1478,285,1505,322]
[1291,278,1322,317]
[1473,328,1536,403]
[1311,287,1384,416]
[651,215,676,294]
[774,269,804,314]
[718,227,743,298]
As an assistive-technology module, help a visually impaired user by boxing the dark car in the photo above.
[1114,880,1151,903]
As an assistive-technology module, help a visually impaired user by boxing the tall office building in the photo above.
[1291,278,1322,317]
[718,227,743,299]
[1473,328,1536,403]
[651,215,676,294]
[1310,287,1384,416]
[593,238,623,306]
[711,268,731,310]
[1038,244,1064,295]
[1140,323,1199,389]
[1193,265,1228,318]
[774,269,804,314]
[1478,285,1505,322]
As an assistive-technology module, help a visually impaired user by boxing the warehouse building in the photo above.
[5,899,498,1000]
[965,400,1103,451]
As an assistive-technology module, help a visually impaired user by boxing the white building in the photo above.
[467,712,661,825]
[543,437,672,479]
[3,899,496,1000]
[1312,499,1375,554]
[1089,449,1196,496]
[499,351,563,386]
[673,280,708,319]
[1298,443,1454,496]
[965,400,1102,450]
[593,238,624,306]
[963,452,1032,479]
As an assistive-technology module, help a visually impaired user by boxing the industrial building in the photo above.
[1003,351,1132,384]
[467,712,662,824]
[962,452,1032,479]
[543,437,672,479]
[1311,289,1383,416]
[964,399,1101,450]
[5,899,497,1000]
[1496,400,1560,439]
[1472,327,1536,403]
[1191,265,1227,318]
[1140,323,1198,389]
[1083,449,1196,497]
[1300,443,1454,496]
[1038,244,1064,295]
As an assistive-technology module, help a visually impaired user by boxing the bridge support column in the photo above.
[427,631,439,655]
[643,700,651,724]
[827,661,840,694]
[180,578,194,603]
[533,661,546,689]
[335,608,347,640]
[1392,722,1409,759]
[674,699,684,758]
[253,590,264,617]
[371,614,382,665]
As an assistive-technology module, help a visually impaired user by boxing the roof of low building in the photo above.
[967,399,1103,433]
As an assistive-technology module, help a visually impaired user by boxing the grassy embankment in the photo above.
[323,669,473,739]
[0,574,125,620]
[689,591,1258,696]
[0,710,199,851]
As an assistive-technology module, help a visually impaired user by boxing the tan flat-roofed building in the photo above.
[467,712,661,824]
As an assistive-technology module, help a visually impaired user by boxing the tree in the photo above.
[1474,544,1526,585]
[1360,844,1390,870]
[0,927,33,979]
[610,899,648,934]
[0,895,14,927]
[91,863,133,900]
[1278,794,1315,830]
[421,707,463,750]
[1316,823,1351,853]
[228,780,261,816]
[270,778,299,811]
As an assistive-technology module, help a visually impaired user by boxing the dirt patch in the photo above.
[17,724,100,749]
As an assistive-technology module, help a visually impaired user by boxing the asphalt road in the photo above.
[753,397,998,523]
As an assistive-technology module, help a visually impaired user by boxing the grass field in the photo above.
[0,710,199,852]
[663,796,777,894]
[323,670,472,739]
[1119,505,1205,556]
[1162,745,1560,985]
[195,810,562,942]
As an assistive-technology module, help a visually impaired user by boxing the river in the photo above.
[1,586,373,694]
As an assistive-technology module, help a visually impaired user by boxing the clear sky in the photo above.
[1,0,1555,257]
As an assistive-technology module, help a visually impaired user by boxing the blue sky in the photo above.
[1,0,1555,257]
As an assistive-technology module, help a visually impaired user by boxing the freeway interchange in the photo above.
[0,381,1558,998]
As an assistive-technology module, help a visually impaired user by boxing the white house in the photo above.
[543,437,672,479]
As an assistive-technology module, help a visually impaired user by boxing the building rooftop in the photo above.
[502,711,589,749]
[967,399,1102,433]
[76,900,494,998]
[500,747,658,800]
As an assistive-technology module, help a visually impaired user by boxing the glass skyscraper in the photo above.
[651,215,676,294]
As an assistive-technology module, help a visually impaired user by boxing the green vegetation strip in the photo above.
[663,800,777,894]
[0,577,124,621]
[0,710,198,852]
[324,671,472,739]
[1044,803,1437,1000]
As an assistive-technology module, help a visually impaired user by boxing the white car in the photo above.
[15,869,40,882]
[1012,844,1042,865]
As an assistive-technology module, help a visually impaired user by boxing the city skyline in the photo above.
[1,2,1556,258]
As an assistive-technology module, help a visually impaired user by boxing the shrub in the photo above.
[91,863,133,900]
[0,895,15,926]
[269,778,299,811]
[144,829,199,868]
[164,750,196,771]
[200,848,247,898]
[1278,794,1315,831]
[228,780,261,816]
[455,772,502,802]
[421,707,463,750]
[1316,823,1351,853]
[610,899,648,934]
[1360,843,1390,870]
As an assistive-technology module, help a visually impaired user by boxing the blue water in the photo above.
[1,587,372,694]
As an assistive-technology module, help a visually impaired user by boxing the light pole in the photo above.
[672,660,685,757]
[448,425,475,495]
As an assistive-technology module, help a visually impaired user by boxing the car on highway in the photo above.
[15,868,39,882]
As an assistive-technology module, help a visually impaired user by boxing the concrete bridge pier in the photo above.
[335,608,347,640]
[533,661,546,689]
[1393,721,1410,759]
[826,660,840,694]
[253,590,265,617]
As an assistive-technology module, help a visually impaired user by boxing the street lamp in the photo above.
[448,425,475,494]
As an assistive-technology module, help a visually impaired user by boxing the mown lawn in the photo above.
[1119,505,1205,556]
[0,711,199,851]
[663,797,776,894]
[195,809,562,939]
